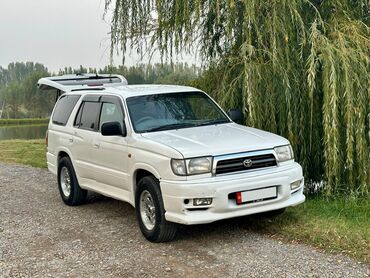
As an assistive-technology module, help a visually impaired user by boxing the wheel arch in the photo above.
[57,150,70,162]
[132,165,161,198]
[56,148,77,176]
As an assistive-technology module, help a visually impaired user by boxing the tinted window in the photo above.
[52,95,80,125]
[99,102,123,130]
[74,102,84,127]
[126,92,229,133]
[79,102,100,130]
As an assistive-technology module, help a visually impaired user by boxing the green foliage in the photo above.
[21,71,55,118]
[57,63,199,85]
[106,0,370,197]
[99,63,199,85]
[0,62,54,118]
[254,196,370,263]
[0,62,48,85]
[0,62,200,119]
[1,82,24,118]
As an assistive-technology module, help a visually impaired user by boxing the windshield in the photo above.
[126,92,230,133]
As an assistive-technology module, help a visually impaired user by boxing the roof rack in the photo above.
[37,73,127,93]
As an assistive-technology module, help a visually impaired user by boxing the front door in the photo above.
[91,96,129,191]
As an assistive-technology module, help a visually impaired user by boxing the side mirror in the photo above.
[101,121,127,137]
[227,108,244,123]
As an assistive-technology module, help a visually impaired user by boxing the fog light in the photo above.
[290,179,302,191]
[193,198,212,206]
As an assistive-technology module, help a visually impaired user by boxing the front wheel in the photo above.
[135,176,177,242]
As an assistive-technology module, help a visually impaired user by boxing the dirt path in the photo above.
[0,163,368,277]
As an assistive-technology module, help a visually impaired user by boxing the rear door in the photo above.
[71,95,101,180]
[47,94,81,174]
[91,96,129,191]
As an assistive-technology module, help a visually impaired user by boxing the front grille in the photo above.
[215,153,277,175]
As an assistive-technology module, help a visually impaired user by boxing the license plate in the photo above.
[236,186,277,205]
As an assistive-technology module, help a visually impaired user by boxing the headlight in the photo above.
[171,156,213,176]
[187,157,212,175]
[274,145,294,162]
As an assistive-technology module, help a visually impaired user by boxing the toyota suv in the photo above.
[39,74,305,242]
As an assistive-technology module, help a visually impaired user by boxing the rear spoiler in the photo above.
[37,73,128,95]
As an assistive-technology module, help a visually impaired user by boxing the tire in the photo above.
[57,157,87,206]
[135,176,177,242]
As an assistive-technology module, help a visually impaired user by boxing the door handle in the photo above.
[69,138,73,143]
[93,143,100,149]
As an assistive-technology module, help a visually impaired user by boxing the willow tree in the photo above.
[105,0,369,196]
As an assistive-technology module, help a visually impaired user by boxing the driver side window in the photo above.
[99,102,123,130]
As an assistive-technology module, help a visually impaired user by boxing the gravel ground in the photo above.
[0,162,369,278]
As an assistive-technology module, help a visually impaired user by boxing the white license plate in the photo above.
[240,186,277,203]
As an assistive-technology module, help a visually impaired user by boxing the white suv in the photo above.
[39,74,305,242]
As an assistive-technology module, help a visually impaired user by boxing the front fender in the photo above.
[133,163,161,180]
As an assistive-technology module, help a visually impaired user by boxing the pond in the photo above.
[0,124,48,140]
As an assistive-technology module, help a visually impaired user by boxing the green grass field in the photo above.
[0,139,47,168]
[0,139,368,263]
[0,118,49,126]
[254,197,369,263]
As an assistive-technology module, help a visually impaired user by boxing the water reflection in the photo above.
[0,125,48,140]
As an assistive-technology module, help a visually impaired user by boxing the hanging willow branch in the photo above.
[105,0,370,196]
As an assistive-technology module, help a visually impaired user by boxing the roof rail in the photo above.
[37,73,128,93]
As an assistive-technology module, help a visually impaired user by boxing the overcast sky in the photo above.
[0,0,195,73]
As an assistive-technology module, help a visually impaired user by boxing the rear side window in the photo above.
[78,101,100,130]
[52,95,80,126]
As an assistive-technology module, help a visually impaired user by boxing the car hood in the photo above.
[140,123,289,157]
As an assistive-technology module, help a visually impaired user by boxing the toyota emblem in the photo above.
[243,159,253,168]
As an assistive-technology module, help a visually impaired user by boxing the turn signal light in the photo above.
[236,192,242,205]
[290,179,302,191]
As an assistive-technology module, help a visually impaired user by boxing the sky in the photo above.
[0,0,196,73]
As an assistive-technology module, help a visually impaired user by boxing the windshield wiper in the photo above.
[143,119,230,133]
[144,123,195,132]
[194,119,230,127]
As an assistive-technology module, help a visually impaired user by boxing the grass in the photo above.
[0,139,47,168]
[252,197,370,263]
[0,118,49,126]
[0,139,368,263]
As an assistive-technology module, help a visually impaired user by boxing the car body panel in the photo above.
[141,123,289,157]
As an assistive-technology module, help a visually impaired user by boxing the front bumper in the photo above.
[160,162,305,225]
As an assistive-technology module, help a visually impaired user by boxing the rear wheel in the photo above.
[57,157,87,206]
[135,176,177,242]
